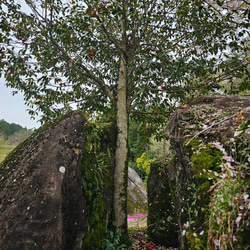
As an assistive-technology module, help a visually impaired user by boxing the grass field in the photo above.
[0,143,16,162]
[0,130,33,163]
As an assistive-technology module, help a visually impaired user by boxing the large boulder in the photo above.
[0,111,115,250]
[147,95,250,249]
[0,111,87,249]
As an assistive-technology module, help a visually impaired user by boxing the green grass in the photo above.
[0,143,16,162]
[0,130,33,162]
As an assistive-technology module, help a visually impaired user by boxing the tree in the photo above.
[9,122,25,134]
[0,0,249,242]
[0,119,24,138]
[0,120,11,138]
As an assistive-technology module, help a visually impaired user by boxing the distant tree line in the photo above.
[0,119,26,137]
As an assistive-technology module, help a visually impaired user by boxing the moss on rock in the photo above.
[81,121,116,249]
[0,112,117,250]
[148,95,250,249]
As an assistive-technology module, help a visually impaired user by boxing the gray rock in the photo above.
[0,111,87,250]
[127,167,147,214]
[147,95,250,249]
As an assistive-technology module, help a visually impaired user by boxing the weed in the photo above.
[102,229,128,250]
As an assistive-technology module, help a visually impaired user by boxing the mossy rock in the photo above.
[0,111,117,250]
[188,140,223,207]
[81,121,116,249]
[165,95,250,249]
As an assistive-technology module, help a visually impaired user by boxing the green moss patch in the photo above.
[81,121,116,249]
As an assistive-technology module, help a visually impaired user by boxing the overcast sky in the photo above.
[0,77,41,129]
[0,1,41,129]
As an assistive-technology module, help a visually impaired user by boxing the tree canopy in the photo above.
[0,0,249,125]
[0,119,25,137]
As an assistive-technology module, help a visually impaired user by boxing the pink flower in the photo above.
[216,217,221,225]
[235,215,242,227]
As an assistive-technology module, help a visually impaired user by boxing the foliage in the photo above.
[0,0,249,125]
[136,152,150,184]
[0,140,14,162]
[101,229,128,250]
[190,141,223,206]
[128,119,146,176]
[162,98,250,249]
[182,118,250,249]
[128,118,171,181]
[0,128,32,162]
[9,122,25,135]
[0,120,11,137]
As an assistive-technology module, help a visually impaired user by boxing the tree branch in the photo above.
[94,14,123,53]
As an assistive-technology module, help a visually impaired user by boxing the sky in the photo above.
[0,77,41,129]
[0,2,41,129]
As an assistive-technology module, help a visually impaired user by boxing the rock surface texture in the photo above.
[0,111,87,249]
[127,167,147,214]
[148,95,250,249]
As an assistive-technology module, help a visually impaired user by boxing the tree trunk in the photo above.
[113,54,129,239]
